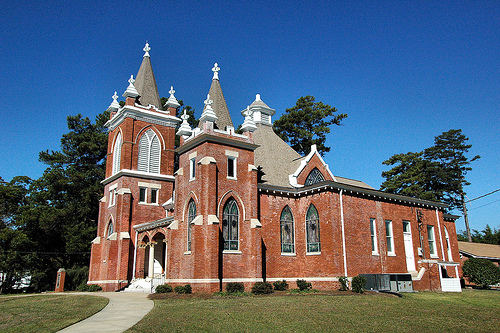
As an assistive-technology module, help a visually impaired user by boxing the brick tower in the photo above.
[88,43,180,291]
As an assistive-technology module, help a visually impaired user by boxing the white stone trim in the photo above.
[289,144,336,187]
[192,215,203,226]
[225,150,239,158]
[92,236,101,244]
[87,279,128,284]
[189,151,197,159]
[207,215,219,225]
[102,169,175,185]
[250,218,262,228]
[199,156,216,165]
[138,182,162,189]
[117,188,132,195]
[106,104,180,131]
[120,232,131,239]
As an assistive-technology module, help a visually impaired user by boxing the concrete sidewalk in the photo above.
[58,292,153,333]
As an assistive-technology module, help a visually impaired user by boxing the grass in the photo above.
[128,289,500,332]
[0,293,109,333]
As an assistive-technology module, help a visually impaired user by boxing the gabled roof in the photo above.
[199,64,233,130]
[134,46,162,110]
[458,241,500,260]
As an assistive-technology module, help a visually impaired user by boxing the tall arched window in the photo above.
[112,132,122,175]
[444,226,453,261]
[305,168,325,186]
[106,220,114,238]
[187,200,196,252]
[222,198,239,251]
[138,129,161,173]
[306,204,321,253]
[280,206,294,253]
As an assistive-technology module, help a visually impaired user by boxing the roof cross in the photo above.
[143,42,151,57]
[212,63,220,80]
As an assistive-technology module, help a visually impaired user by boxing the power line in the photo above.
[468,198,500,211]
[465,188,500,203]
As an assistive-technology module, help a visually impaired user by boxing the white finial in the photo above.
[143,42,151,57]
[212,63,220,80]
[241,105,257,133]
[176,109,193,137]
[123,75,140,98]
[204,94,213,107]
[107,91,120,112]
[164,85,180,109]
[256,94,261,101]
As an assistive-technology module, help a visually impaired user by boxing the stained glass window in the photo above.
[280,206,294,253]
[187,200,196,251]
[223,199,239,251]
[306,204,320,253]
[305,168,325,186]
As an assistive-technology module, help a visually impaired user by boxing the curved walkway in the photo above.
[58,292,153,333]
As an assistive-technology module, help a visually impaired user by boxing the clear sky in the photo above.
[1,0,498,233]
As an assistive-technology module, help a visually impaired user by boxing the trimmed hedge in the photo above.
[296,279,312,291]
[251,282,273,295]
[226,282,245,293]
[155,284,173,293]
[273,280,289,291]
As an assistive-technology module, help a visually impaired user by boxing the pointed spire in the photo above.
[199,94,218,124]
[123,75,140,98]
[135,43,162,110]
[107,91,120,112]
[176,109,193,137]
[198,63,233,130]
[164,86,180,109]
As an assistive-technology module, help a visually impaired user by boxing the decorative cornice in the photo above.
[106,104,181,131]
[134,217,173,232]
[102,169,175,185]
[176,133,259,155]
[257,181,449,210]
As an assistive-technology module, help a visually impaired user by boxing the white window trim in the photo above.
[280,207,296,255]
[150,188,158,204]
[444,227,453,261]
[370,218,378,255]
[189,158,196,180]
[427,225,438,258]
[139,187,148,204]
[385,220,395,256]
[227,156,237,180]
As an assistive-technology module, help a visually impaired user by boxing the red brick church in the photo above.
[88,44,462,293]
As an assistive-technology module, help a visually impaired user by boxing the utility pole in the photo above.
[462,193,472,242]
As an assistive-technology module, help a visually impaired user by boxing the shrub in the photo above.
[462,257,500,289]
[338,276,349,291]
[296,279,312,291]
[251,282,273,295]
[65,266,90,291]
[174,284,192,294]
[351,275,366,293]
[226,282,245,293]
[155,284,173,293]
[77,283,102,292]
[273,280,289,291]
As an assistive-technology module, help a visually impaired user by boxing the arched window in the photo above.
[107,220,114,238]
[305,168,325,186]
[444,226,453,261]
[187,200,196,252]
[138,129,161,173]
[280,206,294,253]
[112,132,122,175]
[222,198,239,251]
[306,204,320,253]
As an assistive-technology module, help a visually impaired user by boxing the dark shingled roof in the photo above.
[199,78,233,130]
[135,56,162,110]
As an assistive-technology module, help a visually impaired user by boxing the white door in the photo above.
[403,221,416,272]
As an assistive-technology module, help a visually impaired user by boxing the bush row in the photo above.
[155,276,367,295]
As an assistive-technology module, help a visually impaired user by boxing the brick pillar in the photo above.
[55,268,66,292]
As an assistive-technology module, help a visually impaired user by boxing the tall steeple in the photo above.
[134,42,163,110]
[198,63,233,130]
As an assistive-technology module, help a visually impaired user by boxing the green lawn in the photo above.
[0,294,108,333]
[128,290,500,332]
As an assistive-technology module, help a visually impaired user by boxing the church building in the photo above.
[88,44,462,293]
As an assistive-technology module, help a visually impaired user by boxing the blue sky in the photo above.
[1,0,498,233]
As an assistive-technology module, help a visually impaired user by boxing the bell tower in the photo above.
[88,43,181,291]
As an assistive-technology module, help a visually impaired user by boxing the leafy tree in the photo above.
[462,257,500,289]
[381,129,479,211]
[273,96,347,156]
[458,225,500,245]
